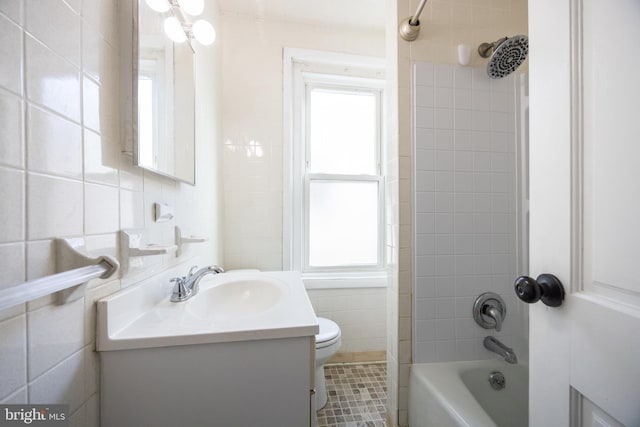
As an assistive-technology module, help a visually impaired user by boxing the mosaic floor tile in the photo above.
[316,363,388,427]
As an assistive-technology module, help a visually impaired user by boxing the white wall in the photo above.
[220,12,388,353]
[0,0,223,424]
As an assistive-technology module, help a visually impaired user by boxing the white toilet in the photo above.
[315,317,342,410]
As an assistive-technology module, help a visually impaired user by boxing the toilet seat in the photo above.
[316,317,341,349]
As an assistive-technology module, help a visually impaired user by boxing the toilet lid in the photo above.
[316,317,340,344]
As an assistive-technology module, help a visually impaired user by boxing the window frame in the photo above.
[283,48,386,287]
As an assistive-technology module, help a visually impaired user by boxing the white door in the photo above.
[529,0,640,426]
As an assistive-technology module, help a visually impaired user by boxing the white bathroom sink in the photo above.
[188,277,287,321]
[96,271,318,351]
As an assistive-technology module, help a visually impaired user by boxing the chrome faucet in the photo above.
[483,336,518,364]
[170,265,224,302]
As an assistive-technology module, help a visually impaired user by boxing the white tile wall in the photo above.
[0,15,22,94]
[412,62,526,363]
[0,0,223,422]
[0,243,26,290]
[307,288,387,352]
[0,1,21,25]
[25,35,81,122]
[27,173,84,239]
[29,349,85,413]
[0,315,27,398]
[0,168,24,242]
[84,183,119,235]
[27,298,85,380]
[84,130,119,186]
[27,105,83,179]
[0,89,23,168]
[25,0,81,67]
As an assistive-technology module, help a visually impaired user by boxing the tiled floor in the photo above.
[316,362,388,427]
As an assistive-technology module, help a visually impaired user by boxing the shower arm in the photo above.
[399,0,429,42]
[478,37,508,58]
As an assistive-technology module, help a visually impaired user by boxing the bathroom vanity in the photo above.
[97,271,318,427]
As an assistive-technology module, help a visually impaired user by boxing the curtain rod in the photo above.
[399,0,428,41]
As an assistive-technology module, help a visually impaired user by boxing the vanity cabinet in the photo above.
[101,336,315,426]
[96,271,319,427]
[97,271,319,427]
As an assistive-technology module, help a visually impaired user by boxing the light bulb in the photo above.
[177,0,204,16]
[164,16,187,43]
[145,0,171,13]
[192,20,215,45]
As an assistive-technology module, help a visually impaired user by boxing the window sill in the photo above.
[302,272,388,290]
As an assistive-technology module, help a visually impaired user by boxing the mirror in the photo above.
[134,0,196,184]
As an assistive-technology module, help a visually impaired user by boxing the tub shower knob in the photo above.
[514,274,565,307]
[473,292,506,331]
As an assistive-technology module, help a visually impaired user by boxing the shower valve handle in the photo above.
[514,274,565,307]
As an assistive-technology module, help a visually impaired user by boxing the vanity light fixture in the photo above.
[177,0,204,16]
[164,16,188,43]
[191,20,216,45]
[145,0,171,13]
[145,0,216,46]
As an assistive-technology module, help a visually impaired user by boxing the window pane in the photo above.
[309,180,379,267]
[309,88,377,174]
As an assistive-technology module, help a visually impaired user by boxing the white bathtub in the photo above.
[409,360,528,427]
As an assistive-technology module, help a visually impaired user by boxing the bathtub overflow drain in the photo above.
[489,371,505,390]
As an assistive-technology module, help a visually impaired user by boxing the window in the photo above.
[284,49,386,286]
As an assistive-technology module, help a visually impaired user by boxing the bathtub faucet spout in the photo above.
[483,336,517,364]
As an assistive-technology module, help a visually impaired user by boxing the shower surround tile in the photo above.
[412,62,524,364]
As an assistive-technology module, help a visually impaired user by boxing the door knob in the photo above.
[514,274,565,307]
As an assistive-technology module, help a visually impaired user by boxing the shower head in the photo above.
[478,35,528,79]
